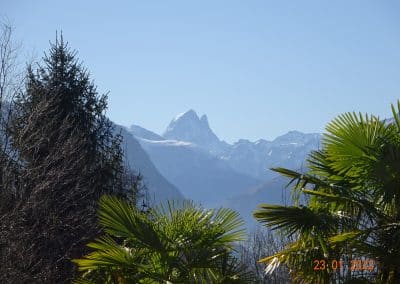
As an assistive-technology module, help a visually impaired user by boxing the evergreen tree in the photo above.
[0,36,136,283]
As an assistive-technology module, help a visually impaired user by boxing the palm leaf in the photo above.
[253,204,336,237]
[98,195,165,252]
[75,196,253,282]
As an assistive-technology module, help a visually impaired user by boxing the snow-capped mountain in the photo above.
[123,111,400,227]
[222,131,321,181]
[163,110,229,155]
[127,109,321,219]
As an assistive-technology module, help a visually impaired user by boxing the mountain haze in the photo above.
[115,125,184,204]
[224,175,291,225]
[127,110,321,223]
[130,124,165,141]
[137,137,260,206]
[222,131,321,181]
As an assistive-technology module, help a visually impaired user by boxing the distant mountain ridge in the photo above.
[131,110,321,181]
[119,111,400,226]
[128,110,321,214]
[222,130,321,181]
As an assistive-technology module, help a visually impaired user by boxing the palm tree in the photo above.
[253,102,400,283]
[73,196,256,283]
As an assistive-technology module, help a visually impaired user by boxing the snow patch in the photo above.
[138,138,195,147]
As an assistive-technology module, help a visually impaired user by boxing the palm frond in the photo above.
[213,207,246,244]
[324,112,387,178]
[98,195,165,252]
[390,100,400,132]
[72,236,146,272]
[328,230,365,246]
[75,196,252,282]
[271,167,331,204]
[253,204,336,237]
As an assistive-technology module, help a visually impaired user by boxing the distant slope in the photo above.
[122,111,400,227]
[137,137,260,207]
[115,125,185,204]
[224,175,292,226]
[126,110,321,224]
[130,124,165,141]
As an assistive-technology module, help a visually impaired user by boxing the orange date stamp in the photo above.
[313,259,377,271]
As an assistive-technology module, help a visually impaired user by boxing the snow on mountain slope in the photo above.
[138,138,195,147]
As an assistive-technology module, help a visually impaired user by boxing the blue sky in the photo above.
[3,0,400,143]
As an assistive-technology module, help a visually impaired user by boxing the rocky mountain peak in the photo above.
[163,110,228,155]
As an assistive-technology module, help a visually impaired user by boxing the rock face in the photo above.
[163,110,229,155]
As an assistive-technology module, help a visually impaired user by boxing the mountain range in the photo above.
[124,110,322,225]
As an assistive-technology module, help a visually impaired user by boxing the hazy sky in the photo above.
[3,0,400,143]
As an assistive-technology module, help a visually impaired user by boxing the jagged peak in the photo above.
[255,139,270,145]
[273,130,321,145]
[173,109,199,122]
[163,110,229,154]
[200,114,209,126]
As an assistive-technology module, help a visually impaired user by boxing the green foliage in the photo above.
[253,102,400,283]
[74,196,256,283]
[0,36,139,283]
